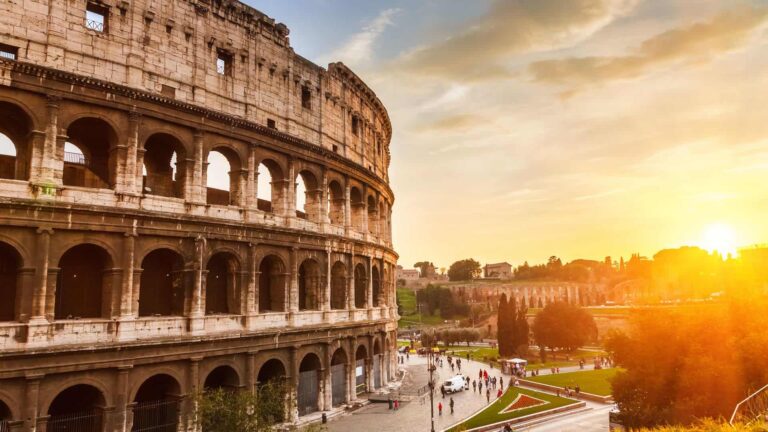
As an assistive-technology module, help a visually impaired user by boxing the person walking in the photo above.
[449,397,455,414]
[441,385,446,399]
[500,376,504,391]
[478,380,483,394]
[497,388,503,399]
[472,380,477,392]
[438,401,443,416]
[394,399,399,411]
[486,388,491,404]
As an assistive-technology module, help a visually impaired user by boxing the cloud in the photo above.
[397,0,638,81]
[322,8,400,68]
[416,114,487,133]
[529,6,768,91]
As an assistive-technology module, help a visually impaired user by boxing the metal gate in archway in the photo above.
[331,363,346,406]
[373,354,382,389]
[298,370,319,416]
[355,359,366,394]
[131,399,180,432]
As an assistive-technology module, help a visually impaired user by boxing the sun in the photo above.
[699,223,738,257]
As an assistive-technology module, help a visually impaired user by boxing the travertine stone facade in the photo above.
[0,1,397,431]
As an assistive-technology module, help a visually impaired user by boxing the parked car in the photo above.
[441,375,466,394]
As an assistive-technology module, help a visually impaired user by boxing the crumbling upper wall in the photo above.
[0,0,391,180]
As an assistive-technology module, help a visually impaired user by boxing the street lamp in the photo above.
[427,348,436,432]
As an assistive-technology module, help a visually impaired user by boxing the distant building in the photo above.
[396,265,421,281]
[484,262,513,279]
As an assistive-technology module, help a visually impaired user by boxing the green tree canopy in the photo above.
[447,259,481,281]
[533,301,596,353]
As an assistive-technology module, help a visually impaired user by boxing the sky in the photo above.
[4,0,767,270]
[245,0,768,269]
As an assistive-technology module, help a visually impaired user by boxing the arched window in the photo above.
[64,117,118,188]
[295,171,319,221]
[327,181,345,225]
[372,266,381,307]
[350,187,364,231]
[298,259,321,311]
[56,244,112,319]
[257,159,284,213]
[48,385,105,432]
[298,354,322,416]
[330,262,347,310]
[367,195,378,236]
[206,147,241,206]
[204,366,240,391]
[132,374,181,432]
[143,133,186,198]
[0,241,21,321]
[205,252,238,315]
[330,348,348,407]
[354,264,367,309]
[139,249,184,317]
[258,255,286,312]
[0,101,33,180]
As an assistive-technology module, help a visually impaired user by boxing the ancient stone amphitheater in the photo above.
[0,1,398,430]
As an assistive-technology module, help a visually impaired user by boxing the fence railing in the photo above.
[0,419,8,432]
[47,410,102,432]
[132,399,180,432]
[64,151,88,165]
[85,19,104,32]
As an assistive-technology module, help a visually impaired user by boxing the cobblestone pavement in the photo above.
[325,353,612,432]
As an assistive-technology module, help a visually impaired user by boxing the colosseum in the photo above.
[0,0,398,430]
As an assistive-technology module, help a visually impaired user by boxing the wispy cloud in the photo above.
[322,8,400,68]
[396,0,638,82]
[529,6,768,93]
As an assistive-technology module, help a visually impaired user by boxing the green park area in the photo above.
[526,368,619,396]
[448,386,578,431]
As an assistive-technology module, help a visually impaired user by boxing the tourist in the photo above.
[497,388,503,398]
[479,380,483,393]
[472,380,477,392]
[575,385,581,395]
[500,376,504,390]
[394,399,399,411]
[438,401,443,415]
[441,385,446,399]
[486,388,491,404]
[450,397,455,414]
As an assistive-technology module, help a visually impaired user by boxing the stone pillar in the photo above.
[23,373,43,432]
[322,342,332,410]
[187,130,206,205]
[118,111,140,195]
[113,365,133,432]
[186,357,202,431]
[245,244,258,329]
[320,167,330,225]
[245,146,258,210]
[360,185,369,235]
[366,335,374,392]
[324,248,332,312]
[119,231,137,319]
[367,257,374,309]
[287,157,296,217]
[30,228,52,322]
[246,351,257,393]
[288,247,299,314]
[189,237,206,334]
[30,96,61,188]
[347,337,356,402]
[347,254,355,311]
[289,346,300,422]
[343,179,351,235]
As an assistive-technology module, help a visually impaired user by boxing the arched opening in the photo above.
[204,366,240,391]
[354,264,367,309]
[206,147,241,206]
[0,101,33,180]
[327,181,344,225]
[257,359,287,424]
[258,255,286,312]
[372,266,381,307]
[298,259,321,311]
[373,339,383,389]
[330,262,347,310]
[64,117,117,188]
[355,345,368,395]
[330,348,348,407]
[367,195,378,236]
[350,187,364,231]
[379,202,388,240]
[47,384,106,432]
[256,159,284,213]
[56,244,112,319]
[0,241,21,321]
[295,171,319,221]
[297,354,322,416]
[132,374,181,432]
[205,252,239,315]
[139,249,184,317]
[142,133,186,198]
[0,399,12,429]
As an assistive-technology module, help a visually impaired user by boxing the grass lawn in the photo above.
[526,368,619,396]
[448,386,578,431]
[398,313,446,327]
[397,287,417,313]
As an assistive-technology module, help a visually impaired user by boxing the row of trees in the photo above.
[421,327,482,348]
[497,294,529,357]
[415,284,470,318]
[606,298,768,428]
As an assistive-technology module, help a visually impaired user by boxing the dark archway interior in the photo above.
[132,374,181,432]
[331,349,347,366]
[0,399,11,421]
[143,133,185,198]
[258,255,285,312]
[354,264,367,309]
[350,187,363,231]
[257,359,286,383]
[327,181,344,225]
[372,266,381,307]
[374,340,382,355]
[0,101,33,180]
[64,117,117,188]
[355,345,367,361]
[205,252,237,315]
[367,195,377,234]
[48,384,105,432]
[135,374,181,403]
[330,262,347,310]
[298,259,320,311]
[56,244,110,319]
[299,354,321,372]
[0,241,20,321]
[204,366,239,391]
[140,249,184,317]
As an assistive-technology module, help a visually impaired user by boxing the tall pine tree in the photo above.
[497,294,508,356]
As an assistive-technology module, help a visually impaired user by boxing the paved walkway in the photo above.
[326,354,510,432]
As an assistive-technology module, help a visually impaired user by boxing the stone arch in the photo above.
[132,374,182,432]
[327,180,345,225]
[206,145,243,206]
[349,186,364,231]
[379,201,389,240]
[139,248,185,317]
[0,241,22,321]
[256,358,287,423]
[204,365,240,391]
[297,353,322,416]
[367,195,378,236]
[0,100,35,180]
[295,170,320,221]
[55,243,114,319]
[298,258,321,311]
[330,261,347,310]
[256,158,285,213]
[63,116,119,189]
[142,132,187,198]
[354,263,367,309]
[258,254,287,312]
[257,358,286,384]
[354,344,368,395]
[205,251,240,315]
[330,347,348,407]
[371,265,381,307]
[47,384,106,432]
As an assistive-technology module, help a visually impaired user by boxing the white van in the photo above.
[442,375,465,394]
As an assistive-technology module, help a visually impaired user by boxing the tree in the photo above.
[533,301,596,356]
[198,381,288,432]
[421,329,437,348]
[414,261,436,278]
[497,294,510,356]
[447,259,481,281]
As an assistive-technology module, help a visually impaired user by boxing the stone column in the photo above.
[189,237,206,334]
[187,130,206,205]
[118,111,140,195]
[324,248,332,312]
[347,254,355,312]
[246,352,257,393]
[30,96,61,188]
[343,178,351,235]
[289,346,300,422]
[322,342,332,410]
[186,357,202,431]
[347,337,356,402]
[23,373,43,432]
[288,247,299,315]
[113,365,133,432]
[360,185,369,235]
[365,335,374,392]
[244,244,258,329]
[30,228,52,323]
[286,157,296,217]
[245,145,258,211]
[119,231,137,320]
[320,167,330,225]
[367,257,374,309]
